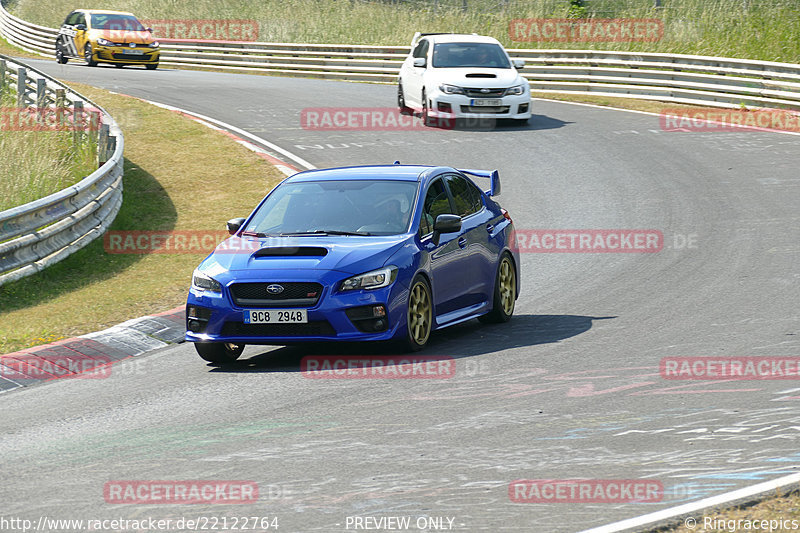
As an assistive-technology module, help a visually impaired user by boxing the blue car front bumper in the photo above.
[185,268,409,345]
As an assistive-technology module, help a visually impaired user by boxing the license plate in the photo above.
[470,99,503,106]
[244,309,307,324]
[121,49,144,55]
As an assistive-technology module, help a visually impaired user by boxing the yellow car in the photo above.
[55,9,160,69]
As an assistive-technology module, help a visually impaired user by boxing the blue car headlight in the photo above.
[192,270,221,293]
[340,266,398,291]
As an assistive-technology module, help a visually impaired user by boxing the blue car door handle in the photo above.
[458,237,467,248]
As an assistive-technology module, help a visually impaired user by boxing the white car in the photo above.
[398,33,532,125]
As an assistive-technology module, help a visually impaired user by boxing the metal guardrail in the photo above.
[2,1,800,110]
[3,2,800,111]
[0,54,124,286]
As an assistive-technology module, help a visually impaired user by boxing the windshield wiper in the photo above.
[279,230,372,236]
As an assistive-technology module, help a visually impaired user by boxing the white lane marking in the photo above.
[578,472,800,533]
[139,98,316,170]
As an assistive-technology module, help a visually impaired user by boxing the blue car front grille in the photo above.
[229,282,323,308]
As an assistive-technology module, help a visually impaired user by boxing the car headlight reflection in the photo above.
[341,266,398,291]
[192,270,222,292]
[439,84,465,95]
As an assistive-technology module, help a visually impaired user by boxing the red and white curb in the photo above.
[0,306,185,392]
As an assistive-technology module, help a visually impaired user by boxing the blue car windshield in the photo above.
[432,43,511,69]
[244,180,419,236]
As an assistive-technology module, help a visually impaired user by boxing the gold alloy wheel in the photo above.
[408,280,432,346]
[499,256,516,316]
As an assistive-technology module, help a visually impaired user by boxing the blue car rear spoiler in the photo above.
[458,169,501,197]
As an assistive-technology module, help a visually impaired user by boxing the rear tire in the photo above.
[84,44,97,67]
[402,275,433,351]
[479,253,517,324]
[195,342,245,364]
[398,83,411,115]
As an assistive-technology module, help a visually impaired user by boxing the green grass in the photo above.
[8,0,800,62]
[0,72,97,212]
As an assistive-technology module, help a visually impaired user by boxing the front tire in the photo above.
[421,90,433,126]
[479,253,517,324]
[403,275,433,351]
[146,62,158,70]
[195,342,245,364]
[84,44,97,67]
[55,44,68,64]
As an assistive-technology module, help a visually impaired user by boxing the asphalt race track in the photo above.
[1,60,799,532]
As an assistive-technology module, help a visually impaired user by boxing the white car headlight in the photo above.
[341,266,398,291]
[149,41,160,48]
[439,84,465,95]
[96,38,115,47]
[506,85,525,96]
[192,270,222,292]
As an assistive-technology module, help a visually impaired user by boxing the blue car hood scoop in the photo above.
[253,246,328,257]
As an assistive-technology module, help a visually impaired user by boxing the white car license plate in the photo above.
[244,309,308,324]
[470,99,503,106]
[122,49,144,55]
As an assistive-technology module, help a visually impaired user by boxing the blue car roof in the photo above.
[286,165,441,183]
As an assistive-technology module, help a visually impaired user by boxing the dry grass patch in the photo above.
[666,490,800,532]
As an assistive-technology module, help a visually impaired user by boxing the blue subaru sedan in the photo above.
[185,164,520,363]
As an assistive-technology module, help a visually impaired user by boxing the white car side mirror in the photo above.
[512,59,525,69]
[413,57,427,68]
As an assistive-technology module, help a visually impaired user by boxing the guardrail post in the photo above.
[36,77,46,123]
[55,88,66,129]
[16,67,26,107]
[98,123,109,166]
[73,100,83,145]
[88,109,100,150]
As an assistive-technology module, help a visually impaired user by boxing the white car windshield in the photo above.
[431,43,511,69]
